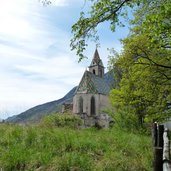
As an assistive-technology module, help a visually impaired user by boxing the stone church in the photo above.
[72,49,112,126]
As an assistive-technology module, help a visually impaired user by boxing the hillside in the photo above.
[6,70,115,123]
[6,86,77,123]
[0,123,152,170]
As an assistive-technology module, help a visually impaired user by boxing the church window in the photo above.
[93,69,96,75]
[91,96,96,115]
[79,96,83,114]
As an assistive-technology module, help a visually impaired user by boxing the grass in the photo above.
[0,123,153,171]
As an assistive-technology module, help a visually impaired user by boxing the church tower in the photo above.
[88,49,104,78]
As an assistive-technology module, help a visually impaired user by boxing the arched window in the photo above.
[91,96,96,115]
[93,69,96,75]
[79,96,83,114]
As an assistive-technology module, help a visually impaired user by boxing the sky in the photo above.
[0,0,129,119]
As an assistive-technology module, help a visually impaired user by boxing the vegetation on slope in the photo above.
[0,114,152,171]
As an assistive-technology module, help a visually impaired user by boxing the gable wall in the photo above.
[73,94,110,116]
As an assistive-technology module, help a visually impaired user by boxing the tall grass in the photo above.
[0,123,153,171]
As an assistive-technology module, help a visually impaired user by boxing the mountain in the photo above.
[6,87,77,123]
[6,71,114,123]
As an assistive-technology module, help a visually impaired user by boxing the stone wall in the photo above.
[79,113,113,128]
[62,103,73,113]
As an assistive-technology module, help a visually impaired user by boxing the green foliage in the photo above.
[71,0,138,60]
[132,0,171,49]
[106,0,171,128]
[41,113,83,129]
[0,123,152,170]
[71,0,171,64]
[113,107,139,130]
[109,39,171,126]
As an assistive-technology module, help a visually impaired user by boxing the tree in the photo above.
[71,0,171,61]
[108,1,171,127]
[132,0,171,50]
[109,40,171,127]
[71,0,138,61]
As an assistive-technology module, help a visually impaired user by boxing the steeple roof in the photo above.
[89,49,104,67]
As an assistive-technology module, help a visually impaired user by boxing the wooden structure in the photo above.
[152,123,171,171]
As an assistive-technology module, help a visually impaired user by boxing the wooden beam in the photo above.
[163,128,171,171]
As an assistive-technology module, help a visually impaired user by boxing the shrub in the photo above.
[104,107,152,134]
[41,113,83,129]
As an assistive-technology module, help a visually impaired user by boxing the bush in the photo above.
[41,113,83,129]
[104,107,151,134]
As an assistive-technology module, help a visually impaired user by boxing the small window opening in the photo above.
[91,96,96,115]
[79,96,83,114]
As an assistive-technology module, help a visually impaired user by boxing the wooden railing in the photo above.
[152,123,171,171]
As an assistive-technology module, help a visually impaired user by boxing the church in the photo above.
[73,49,111,120]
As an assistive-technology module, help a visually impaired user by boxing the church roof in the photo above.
[76,71,110,95]
[89,49,104,68]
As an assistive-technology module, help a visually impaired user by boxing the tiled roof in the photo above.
[90,72,110,94]
[76,71,110,95]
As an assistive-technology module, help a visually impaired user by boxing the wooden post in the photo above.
[153,123,164,171]
[158,124,164,148]
[154,147,163,171]
[152,122,158,147]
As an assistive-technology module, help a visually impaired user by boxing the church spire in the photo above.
[90,48,104,67]
[89,49,104,78]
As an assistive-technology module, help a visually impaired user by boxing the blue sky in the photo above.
[0,0,129,119]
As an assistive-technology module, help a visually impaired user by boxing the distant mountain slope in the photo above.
[6,87,77,123]
[6,71,114,123]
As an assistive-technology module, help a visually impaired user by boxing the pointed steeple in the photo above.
[89,49,104,78]
[90,49,104,67]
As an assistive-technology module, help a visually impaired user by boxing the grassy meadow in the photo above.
[0,121,153,171]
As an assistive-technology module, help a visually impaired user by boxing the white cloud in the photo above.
[0,0,87,119]
[0,0,125,119]
[14,54,85,84]
[0,0,33,39]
